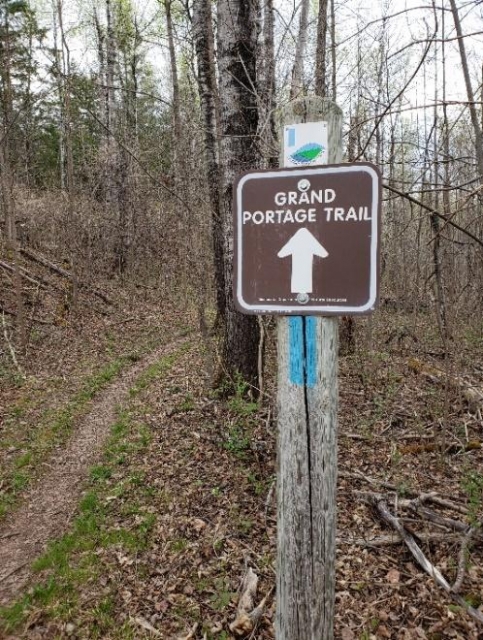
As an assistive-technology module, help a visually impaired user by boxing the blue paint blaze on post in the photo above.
[289,316,304,386]
[289,316,318,387]
[305,316,318,388]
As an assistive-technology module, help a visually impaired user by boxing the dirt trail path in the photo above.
[0,335,187,607]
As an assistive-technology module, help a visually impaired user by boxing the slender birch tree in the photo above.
[315,0,329,97]
[448,0,483,181]
[193,0,225,323]
[290,0,310,99]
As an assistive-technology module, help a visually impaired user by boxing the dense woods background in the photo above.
[1,0,483,377]
[2,1,483,637]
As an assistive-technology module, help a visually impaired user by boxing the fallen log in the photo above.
[339,531,462,548]
[408,357,483,412]
[0,258,60,291]
[0,305,53,326]
[19,247,114,306]
[400,441,482,455]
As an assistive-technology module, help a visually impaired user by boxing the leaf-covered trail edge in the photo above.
[1,311,483,639]
[0,331,191,606]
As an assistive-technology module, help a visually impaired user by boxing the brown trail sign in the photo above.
[234,98,381,639]
[234,163,381,315]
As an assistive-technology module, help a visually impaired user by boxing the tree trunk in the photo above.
[23,16,35,188]
[259,0,277,167]
[330,0,336,101]
[164,0,182,184]
[193,0,226,322]
[448,0,483,181]
[106,0,117,142]
[105,0,119,216]
[52,0,65,189]
[93,9,106,136]
[217,0,260,389]
[57,0,78,307]
[315,0,329,97]
[290,0,310,99]
[0,6,25,348]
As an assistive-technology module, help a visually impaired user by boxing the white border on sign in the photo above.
[236,164,380,314]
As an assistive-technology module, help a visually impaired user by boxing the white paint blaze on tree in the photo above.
[217,0,260,387]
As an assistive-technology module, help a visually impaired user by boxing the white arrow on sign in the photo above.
[277,228,329,294]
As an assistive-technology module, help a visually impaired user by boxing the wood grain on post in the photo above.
[277,98,343,640]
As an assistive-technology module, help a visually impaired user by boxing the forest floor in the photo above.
[1,286,483,639]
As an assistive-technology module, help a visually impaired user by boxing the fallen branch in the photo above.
[20,247,114,306]
[229,567,271,638]
[178,623,198,640]
[414,492,469,516]
[0,532,20,540]
[364,493,483,626]
[453,527,477,593]
[0,305,53,326]
[0,258,60,291]
[408,357,483,412]
[247,591,272,640]
[0,561,28,584]
[339,471,398,492]
[406,503,474,535]
[355,490,475,536]
[343,432,434,442]
[230,567,259,636]
[384,183,483,249]
[132,616,162,637]
[400,441,482,455]
[339,531,462,548]
[1,312,26,380]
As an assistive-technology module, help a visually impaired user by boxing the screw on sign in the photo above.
[233,163,381,316]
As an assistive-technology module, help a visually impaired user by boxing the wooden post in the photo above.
[277,98,343,640]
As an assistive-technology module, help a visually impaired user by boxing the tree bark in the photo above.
[164,0,182,184]
[193,0,226,322]
[448,0,483,181]
[315,0,329,97]
[330,0,336,101]
[217,0,260,388]
[259,0,277,167]
[431,5,450,347]
[106,0,117,142]
[104,0,120,218]
[93,9,106,131]
[52,0,66,190]
[57,0,78,307]
[0,5,25,348]
[290,0,310,99]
